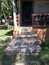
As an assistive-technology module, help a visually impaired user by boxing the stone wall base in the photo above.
[13,28,19,38]
[34,28,49,41]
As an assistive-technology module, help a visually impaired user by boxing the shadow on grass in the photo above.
[0,45,17,65]
[5,30,13,36]
[0,25,8,30]
[0,25,13,30]
[2,54,17,65]
[24,53,49,65]
[0,37,11,45]
[24,41,49,65]
[1,52,49,65]
[40,41,49,49]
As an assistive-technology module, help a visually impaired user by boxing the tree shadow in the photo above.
[0,46,16,65]
[5,30,13,36]
[0,37,11,46]
[2,53,17,65]
[24,48,49,65]
[0,25,8,30]
[24,54,49,65]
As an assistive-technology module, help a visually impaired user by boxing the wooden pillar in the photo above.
[17,0,22,34]
[17,0,21,26]
[12,0,17,28]
[12,0,19,38]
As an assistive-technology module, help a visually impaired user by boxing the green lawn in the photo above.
[0,25,13,46]
[0,25,13,65]
[0,25,49,65]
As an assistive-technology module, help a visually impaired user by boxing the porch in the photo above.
[12,0,49,40]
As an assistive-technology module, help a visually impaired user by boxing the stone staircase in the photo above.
[5,27,41,55]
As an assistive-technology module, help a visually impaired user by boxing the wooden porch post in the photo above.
[12,0,17,28]
[18,0,21,13]
[17,0,21,26]
[12,0,19,38]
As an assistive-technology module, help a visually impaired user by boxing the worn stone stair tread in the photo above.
[19,34,37,36]
[8,44,40,48]
[5,44,41,55]
[8,34,40,46]
[20,27,33,32]
[21,32,34,35]
[8,38,40,47]
[19,27,35,34]
[18,34,37,37]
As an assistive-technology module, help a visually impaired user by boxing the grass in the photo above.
[0,25,13,44]
[0,25,49,65]
[0,25,13,65]
[0,25,13,36]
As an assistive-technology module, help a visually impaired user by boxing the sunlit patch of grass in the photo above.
[0,25,13,37]
[0,36,11,47]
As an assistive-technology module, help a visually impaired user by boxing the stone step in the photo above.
[20,27,33,31]
[5,44,41,55]
[19,27,35,35]
[9,35,40,46]
[18,27,33,32]
[21,32,35,35]
[18,34,38,38]
[5,35,41,55]
[21,32,34,35]
[10,41,40,46]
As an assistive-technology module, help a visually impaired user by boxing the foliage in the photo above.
[0,25,13,64]
[40,41,49,49]
[0,0,12,19]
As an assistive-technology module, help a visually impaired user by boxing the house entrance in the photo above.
[21,2,32,26]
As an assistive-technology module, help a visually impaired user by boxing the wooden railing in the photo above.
[16,13,49,27]
[32,14,49,27]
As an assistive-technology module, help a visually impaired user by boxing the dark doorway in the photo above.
[21,2,32,26]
